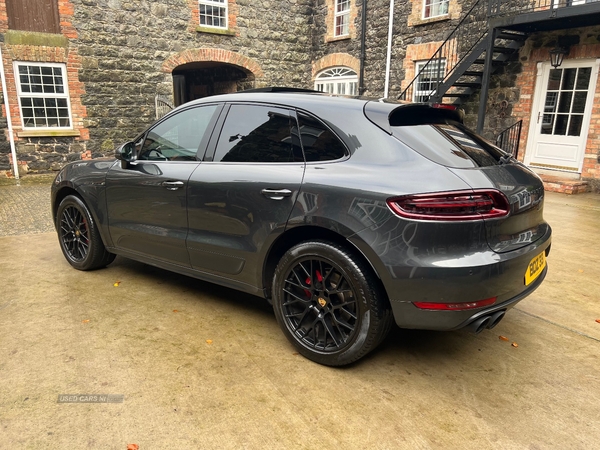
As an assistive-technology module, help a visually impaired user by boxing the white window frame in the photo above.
[13,62,73,129]
[334,0,351,37]
[198,0,228,29]
[314,67,358,96]
[413,59,446,103]
[422,0,449,19]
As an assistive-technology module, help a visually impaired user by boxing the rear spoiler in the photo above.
[364,101,464,134]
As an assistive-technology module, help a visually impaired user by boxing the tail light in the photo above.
[387,190,510,221]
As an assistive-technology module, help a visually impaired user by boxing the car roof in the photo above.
[179,90,463,132]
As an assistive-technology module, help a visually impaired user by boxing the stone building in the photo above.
[1,0,600,192]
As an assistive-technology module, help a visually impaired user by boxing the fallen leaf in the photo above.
[292,352,299,356]
[206,339,213,345]
[113,281,121,287]
[82,319,90,324]
[127,445,139,450]
[578,269,584,273]
[596,319,600,324]
[512,342,519,348]
[499,335,509,341]
[172,310,179,313]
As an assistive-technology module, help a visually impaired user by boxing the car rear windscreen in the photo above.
[391,123,510,169]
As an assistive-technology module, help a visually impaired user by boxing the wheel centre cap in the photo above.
[317,297,327,307]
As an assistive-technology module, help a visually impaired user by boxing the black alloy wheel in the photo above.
[56,195,115,271]
[273,241,392,366]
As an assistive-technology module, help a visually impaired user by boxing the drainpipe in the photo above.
[383,0,395,98]
[359,0,368,95]
[0,45,19,180]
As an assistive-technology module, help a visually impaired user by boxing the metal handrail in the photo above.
[155,95,174,120]
[488,0,600,17]
[399,0,489,102]
[495,120,523,158]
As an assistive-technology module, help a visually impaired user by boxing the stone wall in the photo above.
[2,0,600,185]
[72,0,315,155]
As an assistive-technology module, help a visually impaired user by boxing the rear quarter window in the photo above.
[297,112,347,162]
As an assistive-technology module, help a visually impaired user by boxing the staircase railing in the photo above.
[488,0,600,17]
[399,0,489,102]
[155,95,174,120]
[495,120,522,157]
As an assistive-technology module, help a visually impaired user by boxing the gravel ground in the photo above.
[0,176,55,236]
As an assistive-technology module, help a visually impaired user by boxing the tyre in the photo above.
[272,240,393,366]
[56,195,116,271]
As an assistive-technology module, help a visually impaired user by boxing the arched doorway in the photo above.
[162,49,264,107]
[172,62,251,106]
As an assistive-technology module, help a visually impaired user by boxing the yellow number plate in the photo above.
[525,251,546,286]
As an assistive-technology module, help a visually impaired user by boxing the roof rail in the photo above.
[240,86,321,94]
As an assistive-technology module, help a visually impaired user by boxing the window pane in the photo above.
[568,115,583,136]
[572,91,587,114]
[557,92,572,113]
[547,69,562,91]
[554,114,568,135]
[544,92,558,113]
[424,0,449,18]
[199,0,227,28]
[561,68,576,90]
[16,63,70,128]
[413,60,445,102]
[576,67,592,90]
[298,113,347,162]
[213,105,299,163]
[335,14,349,36]
[139,105,218,161]
[541,114,554,135]
[336,0,350,13]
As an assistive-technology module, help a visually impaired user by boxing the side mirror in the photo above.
[115,142,136,169]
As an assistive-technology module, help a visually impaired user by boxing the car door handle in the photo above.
[162,181,184,190]
[261,188,292,200]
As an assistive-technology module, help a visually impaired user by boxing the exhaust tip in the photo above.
[487,310,506,330]
[468,316,491,334]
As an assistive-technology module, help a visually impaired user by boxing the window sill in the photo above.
[196,26,236,36]
[17,129,81,138]
[410,15,451,27]
[326,35,351,43]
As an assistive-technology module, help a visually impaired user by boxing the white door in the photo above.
[525,59,599,173]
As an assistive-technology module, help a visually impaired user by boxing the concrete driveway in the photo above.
[1,178,599,449]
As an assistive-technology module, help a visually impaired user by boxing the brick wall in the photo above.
[0,0,89,175]
[510,29,600,181]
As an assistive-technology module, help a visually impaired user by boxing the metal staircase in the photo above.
[399,0,600,134]
[399,0,528,133]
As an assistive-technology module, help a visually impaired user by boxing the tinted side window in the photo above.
[213,105,302,163]
[139,105,218,161]
[297,113,347,162]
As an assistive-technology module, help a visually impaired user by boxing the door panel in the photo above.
[106,104,219,266]
[106,161,198,266]
[526,60,599,172]
[186,104,305,286]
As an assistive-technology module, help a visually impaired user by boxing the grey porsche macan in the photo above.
[52,91,551,366]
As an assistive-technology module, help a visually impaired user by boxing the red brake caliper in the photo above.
[304,270,323,298]
[304,277,311,298]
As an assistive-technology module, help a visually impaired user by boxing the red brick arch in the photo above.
[161,48,263,79]
[312,53,360,78]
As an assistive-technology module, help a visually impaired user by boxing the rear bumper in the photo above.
[383,228,552,331]
[388,264,547,331]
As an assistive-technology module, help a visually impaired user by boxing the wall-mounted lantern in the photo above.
[549,46,569,69]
